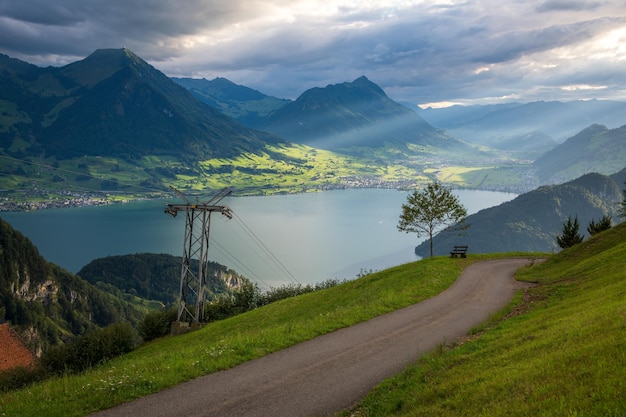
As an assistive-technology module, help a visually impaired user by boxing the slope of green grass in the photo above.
[344,222,626,416]
[0,143,433,206]
[1,256,496,417]
[6,233,613,417]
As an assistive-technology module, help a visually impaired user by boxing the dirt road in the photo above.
[92,258,532,417]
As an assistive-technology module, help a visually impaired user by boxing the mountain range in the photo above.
[257,76,466,153]
[416,100,626,154]
[172,72,626,186]
[1,48,484,200]
[177,75,469,156]
[533,124,626,183]
[172,77,289,128]
[414,169,626,257]
[0,48,282,161]
[0,47,625,198]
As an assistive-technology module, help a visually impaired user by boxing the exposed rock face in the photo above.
[11,271,58,304]
[216,269,247,291]
[0,218,144,358]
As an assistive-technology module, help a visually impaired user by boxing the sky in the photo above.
[1,0,625,108]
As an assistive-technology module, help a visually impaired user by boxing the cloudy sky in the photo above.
[1,0,625,107]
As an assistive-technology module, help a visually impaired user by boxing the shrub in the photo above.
[40,322,137,375]
[0,366,46,393]
[138,308,178,342]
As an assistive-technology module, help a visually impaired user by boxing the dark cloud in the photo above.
[1,0,625,105]
[536,1,602,13]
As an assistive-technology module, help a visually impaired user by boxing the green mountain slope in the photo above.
[77,253,248,305]
[0,217,144,356]
[415,171,624,256]
[534,124,626,183]
[350,221,626,416]
[1,48,283,161]
[4,225,625,415]
[172,77,290,128]
[259,76,466,153]
[1,50,447,204]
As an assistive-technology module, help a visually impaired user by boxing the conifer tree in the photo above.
[556,215,584,249]
[587,215,612,236]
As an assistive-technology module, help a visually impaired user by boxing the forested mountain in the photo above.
[414,171,624,257]
[257,76,466,153]
[172,77,290,128]
[533,124,626,184]
[0,49,283,161]
[0,217,144,356]
[78,253,249,305]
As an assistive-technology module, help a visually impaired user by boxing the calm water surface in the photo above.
[1,189,515,288]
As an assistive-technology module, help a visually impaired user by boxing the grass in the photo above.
[5,225,620,417]
[342,222,626,417]
[426,165,532,189]
[0,143,434,204]
[0,255,498,417]
[1,139,532,205]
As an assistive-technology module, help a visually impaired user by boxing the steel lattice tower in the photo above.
[165,187,232,324]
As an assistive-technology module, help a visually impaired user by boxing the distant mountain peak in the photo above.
[79,47,145,67]
[260,76,459,151]
[0,48,282,162]
[60,47,153,87]
[350,75,386,95]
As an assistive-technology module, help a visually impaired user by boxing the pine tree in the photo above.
[556,215,584,249]
[587,215,612,236]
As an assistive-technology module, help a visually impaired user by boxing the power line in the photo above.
[4,154,299,289]
[208,238,272,291]
[231,212,301,285]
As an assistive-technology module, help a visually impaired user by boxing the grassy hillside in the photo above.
[1,143,433,209]
[3,223,623,416]
[347,221,626,416]
[0,256,479,416]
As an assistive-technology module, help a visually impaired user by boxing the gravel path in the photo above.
[92,258,532,417]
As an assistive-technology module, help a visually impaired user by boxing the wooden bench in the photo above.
[450,245,468,258]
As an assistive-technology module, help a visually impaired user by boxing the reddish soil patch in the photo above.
[0,323,36,371]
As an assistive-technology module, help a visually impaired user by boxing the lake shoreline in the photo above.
[0,182,522,213]
[1,188,517,286]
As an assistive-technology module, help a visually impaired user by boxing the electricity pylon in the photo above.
[165,187,233,324]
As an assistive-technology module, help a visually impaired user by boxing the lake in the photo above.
[1,188,515,289]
